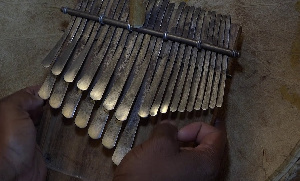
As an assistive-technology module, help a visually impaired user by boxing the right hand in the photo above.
[113,120,227,181]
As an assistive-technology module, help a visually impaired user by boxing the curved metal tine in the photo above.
[177,8,202,112]
[76,0,127,91]
[51,0,96,76]
[194,11,215,110]
[217,15,231,107]
[62,85,83,118]
[90,0,154,101]
[209,15,225,108]
[49,75,69,109]
[41,1,85,68]
[138,2,184,118]
[159,6,191,114]
[202,14,222,110]
[88,105,109,139]
[102,0,164,111]
[74,95,95,128]
[38,73,57,100]
[115,0,170,121]
[112,115,139,165]
[48,1,104,109]
[186,10,206,112]
[102,117,123,149]
[170,7,202,113]
[74,0,129,128]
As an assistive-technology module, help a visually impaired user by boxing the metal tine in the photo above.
[102,117,122,149]
[62,85,83,118]
[194,11,215,110]
[74,0,130,128]
[102,0,166,149]
[209,15,225,108]
[41,1,85,68]
[48,1,104,109]
[202,14,222,110]
[74,95,95,128]
[88,106,109,139]
[178,8,202,112]
[64,0,110,83]
[217,16,231,107]
[115,0,170,121]
[170,6,199,112]
[51,0,96,76]
[186,10,206,112]
[103,0,164,111]
[76,0,127,91]
[138,2,184,118]
[89,2,156,141]
[49,75,69,108]
[38,73,57,100]
[159,6,191,114]
[112,115,139,165]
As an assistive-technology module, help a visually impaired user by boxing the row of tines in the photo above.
[38,0,231,164]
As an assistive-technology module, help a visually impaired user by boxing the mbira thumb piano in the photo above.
[37,0,241,173]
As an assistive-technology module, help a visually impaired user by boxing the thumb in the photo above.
[148,120,179,154]
[0,86,44,124]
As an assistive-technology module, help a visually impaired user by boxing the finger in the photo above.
[149,120,179,153]
[0,86,44,124]
[19,86,44,111]
[1,86,44,111]
[178,122,212,143]
[178,122,226,152]
[213,119,226,132]
[24,85,41,97]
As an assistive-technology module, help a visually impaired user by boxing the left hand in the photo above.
[0,86,46,181]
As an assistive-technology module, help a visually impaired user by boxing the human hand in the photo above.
[113,120,226,181]
[0,86,46,181]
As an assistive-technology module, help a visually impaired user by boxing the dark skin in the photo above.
[0,87,226,181]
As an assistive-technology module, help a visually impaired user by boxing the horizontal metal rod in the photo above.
[61,7,240,58]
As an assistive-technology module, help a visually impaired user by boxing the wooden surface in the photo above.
[1,0,300,180]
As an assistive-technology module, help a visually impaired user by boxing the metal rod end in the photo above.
[233,50,241,58]
[99,15,104,24]
[61,7,68,14]
[127,24,133,31]
[163,32,168,40]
